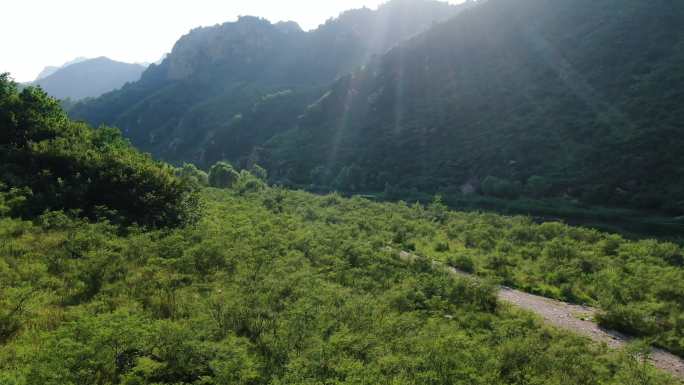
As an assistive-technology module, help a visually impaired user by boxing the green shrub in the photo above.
[0,187,679,383]
[249,164,268,182]
[434,241,450,252]
[38,211,75,230]
[209,162,240,188]
[175,163,209,187]
[236,171,266,195]
[447,254,476,273]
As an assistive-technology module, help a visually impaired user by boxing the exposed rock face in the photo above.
[167,17,304,80]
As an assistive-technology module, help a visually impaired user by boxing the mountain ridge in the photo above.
[69,0,468,162]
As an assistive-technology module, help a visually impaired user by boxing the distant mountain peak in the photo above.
[33,57,145,100]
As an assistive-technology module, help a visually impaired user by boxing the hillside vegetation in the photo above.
[2,74,684,383]
[0,74,198,227]
[264,0,684,215]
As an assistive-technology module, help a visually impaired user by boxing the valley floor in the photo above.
[2,187,683,384]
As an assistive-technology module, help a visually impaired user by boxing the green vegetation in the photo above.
[175,163,209,188]
[0,186,679,384]
[1,77,681,382]
[410,196,684,356]
[209,162,240,189]
[0,74,199,228]
[3,0,684,380]
[420,192,684,240]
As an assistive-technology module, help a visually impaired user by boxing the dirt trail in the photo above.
[398,251,684,380]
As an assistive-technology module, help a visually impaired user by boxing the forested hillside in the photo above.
[31,57,145,100]
[264,0,684,214]
[69,0,465,163]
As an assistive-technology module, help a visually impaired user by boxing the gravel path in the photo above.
[398,251,684,379]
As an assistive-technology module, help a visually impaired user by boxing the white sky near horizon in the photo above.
[2,0,463,82]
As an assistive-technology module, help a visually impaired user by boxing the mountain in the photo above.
[260,0,684,214]
[33,57,146,100]
[34,66,59,81]
[69,0,467,163]
[70,0,684,215]
[34,57,88,81]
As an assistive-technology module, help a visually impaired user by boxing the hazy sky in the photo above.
[2,0,461,82]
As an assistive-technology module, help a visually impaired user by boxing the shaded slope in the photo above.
[264,0,684,213]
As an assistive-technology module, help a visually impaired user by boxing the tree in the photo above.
[428,195,449,223]
[209,162,240,188]
[250,164,268,182]
[176,163,209,187]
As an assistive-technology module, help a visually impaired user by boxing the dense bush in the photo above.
[0,74,199,228]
